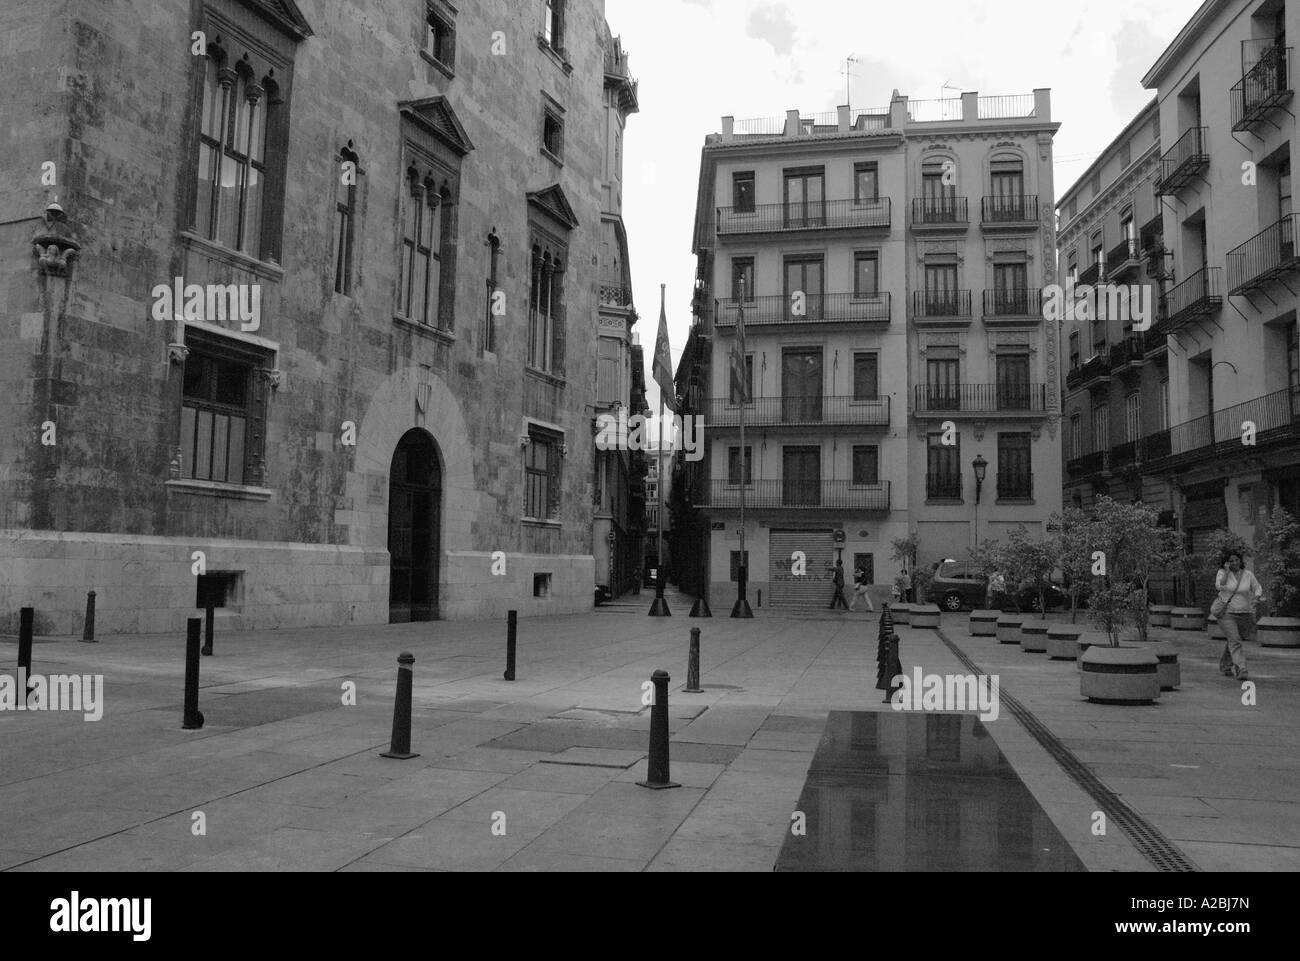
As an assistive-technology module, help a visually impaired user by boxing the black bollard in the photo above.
[18,607,34,700]
[731,564,754,619]
[381,652,419,760]
[688,593,712,618]
[201,604,214,656]
[81,591,96,644]
[648,569,671,617]
[504,611,517,681]
[182,618,204,730]
[684,628,703,694]
[637,670,681,790]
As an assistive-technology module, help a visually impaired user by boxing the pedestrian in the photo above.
[1213,551,1263,682]
[987,568,1008,611]
[848,566,875,613]
[829,560,850,611]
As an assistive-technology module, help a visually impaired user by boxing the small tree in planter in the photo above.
[1256,508,1300,618]
[1084,497,1177,646]
[1055,507,1093,624]
[911,564,936,608]
[1000,525,1058,616]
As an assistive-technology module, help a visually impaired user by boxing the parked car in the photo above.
[926,560,1066,613]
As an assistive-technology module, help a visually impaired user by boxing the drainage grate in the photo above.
[935,627,1199,873]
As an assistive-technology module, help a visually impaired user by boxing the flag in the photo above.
[729,299,750,404]
[653,286,678,413]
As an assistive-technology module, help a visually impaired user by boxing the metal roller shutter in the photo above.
[769,529,837,609]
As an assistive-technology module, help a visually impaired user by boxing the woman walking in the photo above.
[848,566,875,613]
[1214,551,1263,682]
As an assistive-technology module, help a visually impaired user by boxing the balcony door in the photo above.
[993,262,1029,314]
[926,357,960,410]
[784,168,825,228]
[990,161,1025,220]
[925,262,959,315]
[785,256,824,321]
[1280,158,1293,261]
[783,446,822,507]
[782,349,823,424]
[996,353,1031,410]
[922,164,957,222]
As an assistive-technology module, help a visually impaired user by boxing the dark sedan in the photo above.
[926,560,1066,613]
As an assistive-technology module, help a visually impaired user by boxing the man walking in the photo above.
[829,560,850,611]
[848,565,875,613]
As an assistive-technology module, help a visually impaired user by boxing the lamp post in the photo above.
[972,454,988,550]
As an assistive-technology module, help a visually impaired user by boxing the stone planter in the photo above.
[1019,620,1051,653]
[1080,646,1161,704]
[970,610,1000,637]
[1046,624,1084,660]
[1076,633,1114,671]
[996,615,1025,645]
[910,605,942,629]
[1170,607,1206,632]
[1258,616,1300,649]
[1153,642,1181,691]
[892,604,911,626]
[1148,605,1173,628]
[1207,616,1226,641]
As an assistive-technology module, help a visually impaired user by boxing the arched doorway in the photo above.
[389,429,442,622]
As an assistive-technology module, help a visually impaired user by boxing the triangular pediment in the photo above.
[237,0,313,40]
[527,185,580,231]
[398,97,475,157]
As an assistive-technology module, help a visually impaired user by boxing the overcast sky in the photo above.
[605,0,1202,409]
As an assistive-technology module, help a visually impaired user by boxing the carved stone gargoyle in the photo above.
[32,203,81,278]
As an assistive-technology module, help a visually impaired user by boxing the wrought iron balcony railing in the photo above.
[705,395,891,429]
[981,195,1039,226]
[1165,266,1223,330]
[1109,440,1138,470]
[1231,44,1292,132]
[1143,323,1170,355]
[1155,127,1209,196]
[1067,450,1109,476]
[1107,239,1141,277]
[912,290,973,319]
[1147,385,1300,470]
[716,198,891,236]
[1227,214,1300,295]
[911,196,969,228]
[700,480,890,512]
[599,284,633,307]
[926,473,963,500]
[983,288,1043,318]
[996,471,1033,500]
[1074,354,1111,388]
[1078,262,1103,287]
[914,383,1048,414]
[713,293,892,328]
[1109,335,1146,370]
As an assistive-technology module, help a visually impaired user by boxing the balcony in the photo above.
[1165,266,1223,331]
[716,198,891,238]
[1109,440,1138,470]
[1106,239,1141,278]
[1067,450,1108,477]
[910,197,969,231]
[981,195,1040,231]
[1227,214,1300,295]
[1109,335,1147,372]
[926,473,963,501]
[914,383,1048,416]
[1078,262,1103,287]
[1074,354,1111,389]
[705,395,891,430]
[1231,44,1292,133]
[912,290,973,322]
[599,284,633,308]
[996,471,1033,501]
[1155,127,1209,196]
[1146,385,1300,471]
[700,480,890,512]
[982,288,1043,322]
[1143,322,1170,357]
[713,293,892,329]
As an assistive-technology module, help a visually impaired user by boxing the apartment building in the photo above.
[683,91,1061,609]
[1,0,635,634]
[1138,0,1300,558]
[1057,99,1176,515]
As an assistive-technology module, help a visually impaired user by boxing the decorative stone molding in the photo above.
[32,206,81,278]
[260,368,283,391]
[919,335,966,356]
[519,435,532,448]
[167,343,190,365]
[973,421,988,442]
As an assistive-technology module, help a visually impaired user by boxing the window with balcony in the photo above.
[853,352,879,401]
[926,357,961,410]
[854,252,879,298]
[997,433,1032,500]
[1070,413,1082,459]
[1069,331,1080,370]
[784,167,825,227]
[924,261,960,315]
[785,255,824,319]
[853,445,880,486]
[733,171,755,213]
[1092,403,1110,451]
[728,446,753,486]
[921,160,959,222]
[1125,392,1142,442]
[990,158,1025,217]
[991,261,1028,314]
[855,162,879,204]
[927,433,961,500]
[996,352,1031,409]
[731,257,755,301]
[782,349,823,423]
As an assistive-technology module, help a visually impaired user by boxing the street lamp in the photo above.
[972,455,988,550]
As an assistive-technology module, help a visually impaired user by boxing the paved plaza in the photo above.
[2,591,1298,872]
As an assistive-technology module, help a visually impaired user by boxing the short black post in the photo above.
[81,591,96,644]
[18,607,34,700]
[201,604,214,656]
[381,652,419,760]
[648,565,671,617]
[637,670,680,790]
[684,628,703,694]
[504,610,517,681]
[182,618,204,730]
[731,564,754,619]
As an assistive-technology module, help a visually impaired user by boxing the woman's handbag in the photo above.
[1210,596,1227,619]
